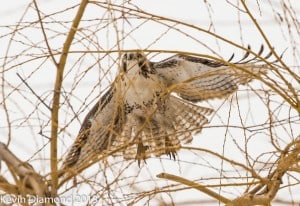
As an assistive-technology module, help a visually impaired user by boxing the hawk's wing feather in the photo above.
[62,87,117,170]
[154,53,267,102]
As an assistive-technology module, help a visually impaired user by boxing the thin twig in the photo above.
[16,73,51,111]
[32,0,58,66]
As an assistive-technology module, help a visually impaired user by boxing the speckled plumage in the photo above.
[62,49,269,173]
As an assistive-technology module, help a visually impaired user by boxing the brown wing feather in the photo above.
[62,88,114,169]
[154,47,270,102]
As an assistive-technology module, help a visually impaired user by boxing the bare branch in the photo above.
[157,173,231,204]
[0,142,49,201]
[50,0,88,196]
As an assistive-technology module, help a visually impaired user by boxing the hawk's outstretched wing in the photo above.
[62,87,123,171]
[154,49,269,102]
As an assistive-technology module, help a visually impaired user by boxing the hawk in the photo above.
[62,47,270,173]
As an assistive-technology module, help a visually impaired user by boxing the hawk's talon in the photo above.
[136,143,149,167]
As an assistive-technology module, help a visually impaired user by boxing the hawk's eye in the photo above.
[137,53,143,59]
[123,62,127,72]
[122,54,127,72]
[128,53,134,60]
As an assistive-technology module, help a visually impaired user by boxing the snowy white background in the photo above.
[1,1,299,205]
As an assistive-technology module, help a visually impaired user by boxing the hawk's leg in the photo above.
[136,142,149,167]
[165,136,177,160]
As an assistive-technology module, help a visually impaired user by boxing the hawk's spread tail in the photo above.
[110,96,213,163]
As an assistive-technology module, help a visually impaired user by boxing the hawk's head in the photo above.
[122,52,155,78]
